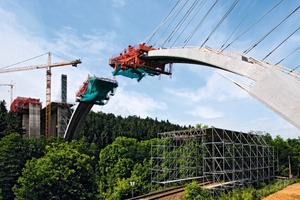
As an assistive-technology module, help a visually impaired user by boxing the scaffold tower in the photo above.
[151,127,277,192]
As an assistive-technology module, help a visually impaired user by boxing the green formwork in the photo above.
[80,77,118,105]
[112,65,159,82]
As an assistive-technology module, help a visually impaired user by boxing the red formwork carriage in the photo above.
[109,43,172,81]
[10,97,42,113]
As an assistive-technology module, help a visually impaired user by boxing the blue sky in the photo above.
[0,0,300,139]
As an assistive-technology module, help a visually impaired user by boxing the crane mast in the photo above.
[46,53,52,139]
[0,53,81,138]
[0,83,14,104]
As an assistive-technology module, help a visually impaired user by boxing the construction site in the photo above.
[151,128,277,196]
[0,44,295,198]
[0,53,118,140]
[0,52,80,139]
[1,41,299,199]
[2,1,300,199]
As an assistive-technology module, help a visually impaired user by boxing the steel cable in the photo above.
[171,0,206,47]
[1,53,48,69]
[201,0,240,47]
[290,64,300,72]
[244,4,300,54]
[184,0,218,47]
[275,46,300,65]
[162,0,201,47]
[145,0,181,44]
[221,0,284,51]
[154,0,188,47]
[220,0,257,50]
[263,25,300,60]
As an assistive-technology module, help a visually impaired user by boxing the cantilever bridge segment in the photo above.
[109,44,300,130]
[64,76,118,140]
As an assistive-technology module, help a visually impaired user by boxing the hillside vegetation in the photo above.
[0,100,300,199]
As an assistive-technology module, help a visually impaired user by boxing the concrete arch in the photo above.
[146,47,300,131]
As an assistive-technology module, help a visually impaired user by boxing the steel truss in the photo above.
[151,127,277,191]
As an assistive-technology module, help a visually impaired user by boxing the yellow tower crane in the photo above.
[0,53,81,138]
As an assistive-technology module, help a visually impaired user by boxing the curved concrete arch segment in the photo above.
[147,47,268,81]
[64,102,94,141]
[146,47,300,131]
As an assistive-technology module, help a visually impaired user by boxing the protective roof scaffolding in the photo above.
[151,127,278,194]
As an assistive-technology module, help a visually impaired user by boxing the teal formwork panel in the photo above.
[80,77,118,105]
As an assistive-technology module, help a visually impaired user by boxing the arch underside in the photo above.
[146,47,300,131]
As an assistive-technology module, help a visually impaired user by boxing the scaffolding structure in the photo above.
[151,129,203,187]
[151,127,277,192]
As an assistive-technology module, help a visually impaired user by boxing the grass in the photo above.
[217,178,300,200]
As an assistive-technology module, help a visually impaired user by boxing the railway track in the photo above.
[128,182,210,200]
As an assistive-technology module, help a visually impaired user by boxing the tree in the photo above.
[3,112,23,136]
[98,137,139,197]
[129,159,152,195]
[98,137,156,199]
[183,181,212,200]
[286,138,300,176]
[272,135,290,176]
[0,133,31,200]
[13,143,97,200]
[262,133,273,145]
[80,111,185,148]
[0,100,23,138]
[0,100,8,138]
[195,123,209,129]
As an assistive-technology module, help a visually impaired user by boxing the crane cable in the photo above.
[184,0,218,47]
[50,52,77,63]
[171,0,206,47]
[201,0,240,47]
[153,0,188,47]
[162,0,201,47]
[1,53,48,69]
[220,0,257,50]
[145,0,181,44]
[221,0,284,51]
[263,25,300,61]
[244,4,300,54]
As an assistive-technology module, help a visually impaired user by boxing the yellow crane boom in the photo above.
[0,53,81,138]
[0,59,81,73]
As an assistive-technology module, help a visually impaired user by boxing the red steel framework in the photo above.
[10,97,42,113]
[109,43,172,77]
[76,75,90,99]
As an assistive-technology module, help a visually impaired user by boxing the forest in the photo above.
[0,99,300,199]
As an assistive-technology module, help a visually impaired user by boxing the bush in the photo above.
[183,181,212,200]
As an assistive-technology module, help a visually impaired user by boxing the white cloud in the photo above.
[50,27,117,57]
[112,0,126,8]
[186,106,223,119]
[0,7,116,108]
[166,71,249,102]
[95,87,167,118]
[0,7,46,66]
